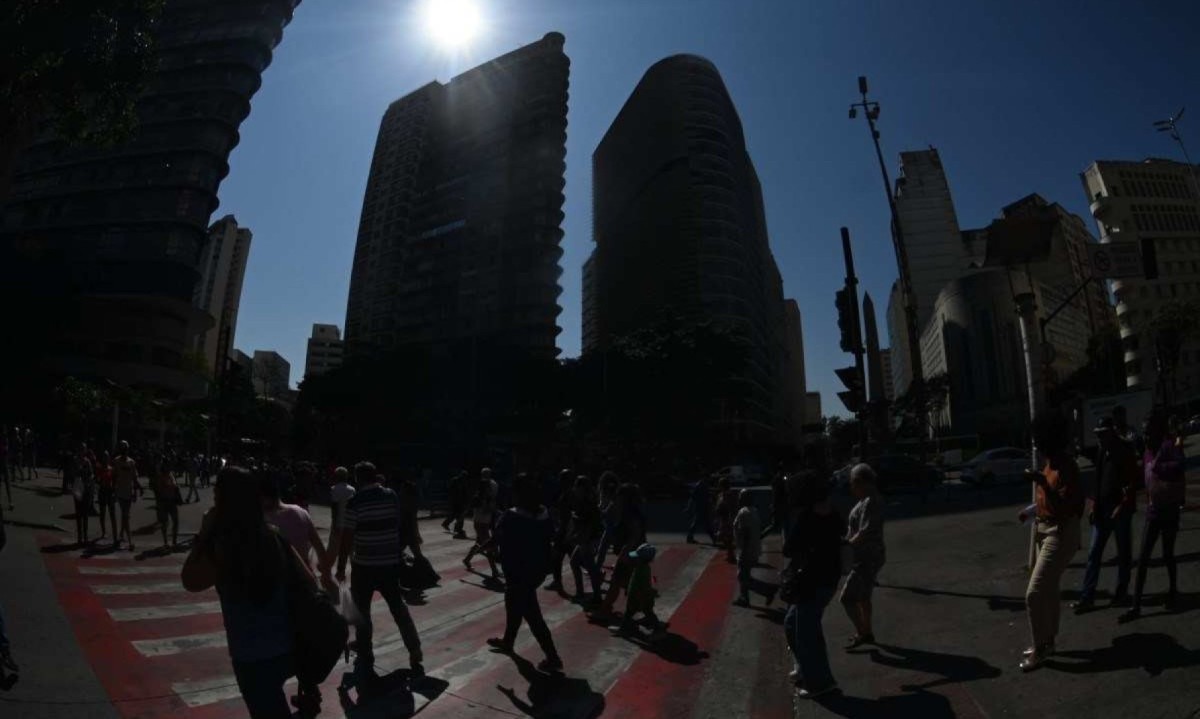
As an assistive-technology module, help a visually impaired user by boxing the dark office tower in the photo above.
[0,1,301,398]
[586,55,790,442]
[345,33,569,363]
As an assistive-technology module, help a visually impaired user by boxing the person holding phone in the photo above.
[1019,410,1084,672]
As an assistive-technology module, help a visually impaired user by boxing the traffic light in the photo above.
[835,365,865,414]
[835,288,859,353]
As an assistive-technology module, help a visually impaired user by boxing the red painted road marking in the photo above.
[602,554,738,718]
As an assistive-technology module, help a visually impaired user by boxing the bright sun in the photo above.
[422,0,483,49]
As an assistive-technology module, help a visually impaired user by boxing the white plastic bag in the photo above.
[336,582,363,626]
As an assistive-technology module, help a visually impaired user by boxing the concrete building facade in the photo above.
[194,215,252,379]
[584,54,791,443]
[1082,158,1200,400]
[252,350,290,399]
[880,349,895,401]
[0,0,302,398]
[304,323,344,379]
[344,33,569,364]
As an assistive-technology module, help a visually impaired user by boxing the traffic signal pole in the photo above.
[841,227,868,452]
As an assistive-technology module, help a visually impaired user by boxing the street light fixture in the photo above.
[1154,106,1200,194]
[848,75,927,458]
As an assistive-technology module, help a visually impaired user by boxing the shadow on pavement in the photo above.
[0,672,18,692]
[876,583,1026,612]
[337,666,448,718]
[39,542,85,554]
[613,628,708,666]
[868,644,1002,691]
[815,688,956,718]
[1046,632,1200,676]
[496,651,604,717]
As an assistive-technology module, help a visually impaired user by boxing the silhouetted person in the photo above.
[485,472,564,672]
[685,474,716,545]
[841,463,885,648]
[1019,410,1083,672]
[1072,417,1138,613]
[1122,413,1184,622]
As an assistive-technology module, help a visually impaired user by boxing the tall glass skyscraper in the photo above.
[585,55,792,443]
[344,33,569,363]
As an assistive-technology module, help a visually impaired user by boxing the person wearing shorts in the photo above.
[841,463,885,649]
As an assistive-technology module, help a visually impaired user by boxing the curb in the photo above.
[3,519,67,533]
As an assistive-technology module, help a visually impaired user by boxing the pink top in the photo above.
[268,503,315,563]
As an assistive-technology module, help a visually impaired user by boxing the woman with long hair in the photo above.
[182,466,314,718]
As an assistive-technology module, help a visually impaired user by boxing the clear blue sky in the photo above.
[220,0,1199,413]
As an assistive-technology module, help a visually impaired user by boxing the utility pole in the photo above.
[850,76,926,459]
[1155,107,1200,195]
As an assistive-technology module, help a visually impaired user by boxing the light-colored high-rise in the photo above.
[1082,158,1200,399]
[862,293,885,403]
[194,215,252,378]
[304,324,344,380]
[886,281,912,397]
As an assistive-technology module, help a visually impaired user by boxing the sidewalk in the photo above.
[798,472,1200,718]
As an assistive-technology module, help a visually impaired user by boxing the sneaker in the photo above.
[1118,608,1141,624]
[537,656,564,673]
[1018,654,1044,672]
[1021,642,1053,657]
[845,633,875,650]
[486,638,513,653]
[797,683,838,699]
[1070,599,1094,614]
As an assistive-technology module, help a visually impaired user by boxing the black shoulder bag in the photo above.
[280,536,348,686]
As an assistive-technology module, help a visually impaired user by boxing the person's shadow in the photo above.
[876,583,1026,612]
[337,667,448,718]
[0,670,18,692]
[815,688,957,719]
[611,627,708,666]
[868,643,1002,691]
[496,651,605,717]
[1046,633,1200,676]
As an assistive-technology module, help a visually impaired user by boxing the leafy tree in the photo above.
[890,372,951,438]
[0,0,165,202]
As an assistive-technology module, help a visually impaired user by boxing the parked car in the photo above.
[958,447,1031,485]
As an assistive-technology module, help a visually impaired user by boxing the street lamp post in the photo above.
[849,76,927,458]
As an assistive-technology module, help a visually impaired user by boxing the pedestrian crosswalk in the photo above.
[38,523,797,718]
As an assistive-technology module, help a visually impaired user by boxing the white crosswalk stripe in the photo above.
[91,581,189,595]
[109,600,221,622]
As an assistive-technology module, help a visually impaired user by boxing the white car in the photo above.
[959,447,1031,485]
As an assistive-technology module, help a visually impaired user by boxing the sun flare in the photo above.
[422,0,483,50]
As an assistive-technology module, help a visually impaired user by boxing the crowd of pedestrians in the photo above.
[1,400,1192,715]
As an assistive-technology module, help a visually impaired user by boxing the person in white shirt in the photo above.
[329,466,355,532]
[733,489,776,607]
[462,468,500,580]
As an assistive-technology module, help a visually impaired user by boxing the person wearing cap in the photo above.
[618,542,663,636]
[484,472,564,672]
[1071,416,1139,613]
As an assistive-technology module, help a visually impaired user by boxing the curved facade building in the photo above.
[586,55,790,442]
[0,0,301,397]
[345,33,569,362]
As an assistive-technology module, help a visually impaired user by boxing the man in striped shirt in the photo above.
[329,461,423,677]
